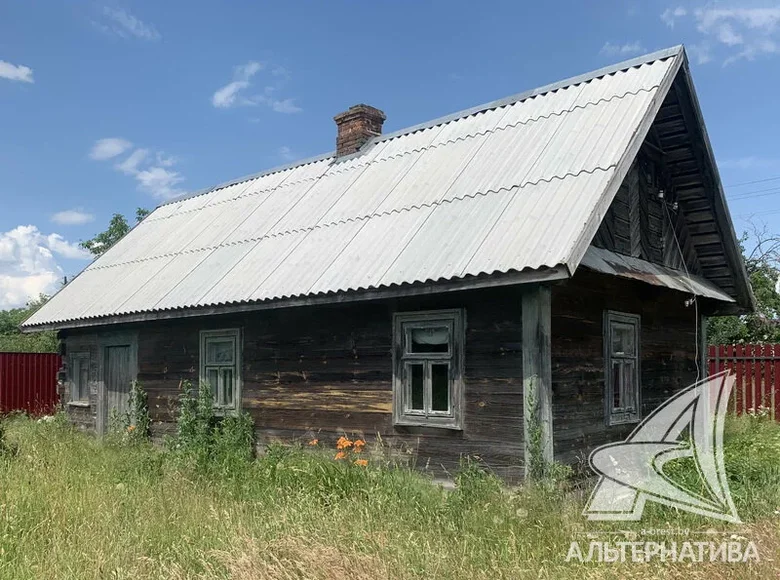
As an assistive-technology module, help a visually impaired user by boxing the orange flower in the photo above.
[336,436,353,450]
[127,425,136,433]
[353,439,366,453]
[308,439,319,446]
[354,459,368,467]
[334,451,347,460]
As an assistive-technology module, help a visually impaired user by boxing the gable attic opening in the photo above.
[587,62,753,315]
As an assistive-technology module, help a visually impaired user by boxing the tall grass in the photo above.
[0,413,777,579]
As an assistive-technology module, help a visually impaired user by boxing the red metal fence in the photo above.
[0,353,61,415]
[708,344,780,420]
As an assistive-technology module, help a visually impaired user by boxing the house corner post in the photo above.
[522,284,553,479]
[699,312,708,380]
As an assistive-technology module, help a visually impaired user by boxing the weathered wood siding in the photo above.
[593,151,703,275]
[64,287,526,480]
[61,270,707,477]
[551,270,699,466]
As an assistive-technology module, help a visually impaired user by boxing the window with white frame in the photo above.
[70,352,90,403]
[604,311,640,425]
[393,310,464,429]
[199,329,241,412]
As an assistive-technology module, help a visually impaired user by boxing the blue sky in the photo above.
[1,1,779,308]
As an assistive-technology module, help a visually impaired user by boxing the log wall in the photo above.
[63,286,526,480]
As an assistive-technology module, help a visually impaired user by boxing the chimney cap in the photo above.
[334,103,386,124]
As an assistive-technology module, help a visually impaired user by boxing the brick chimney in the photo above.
[333,104,386,157]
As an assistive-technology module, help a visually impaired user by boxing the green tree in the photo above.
[708,223,780,344]
[79,207,150,257]
[0,295,58,353]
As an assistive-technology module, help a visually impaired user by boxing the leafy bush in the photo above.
[170,380,255,475]
[107,380,151,444]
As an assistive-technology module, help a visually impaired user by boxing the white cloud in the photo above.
[46,234,91,260]
[279,146,295,161]
[661,6,687,27]
[0,226,88,309]
[212,80,251,108]
[0,60,33,83]
[95,6,160,41]
[212,61,263,108]
[89,138,132,161]
[50,210,95,226]
[212,60,301,114]
[265,97,302,114]
[115,148,149,174]
[91,140,186,200]
[111,147,184,199]
[667,5,780,65]
[236,61,263,79]
[134,166,185,200]
[600,41,647,57]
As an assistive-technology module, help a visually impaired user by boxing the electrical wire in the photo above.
[728,185,780,201]
[662,200,700,382]
[726,175,780,188]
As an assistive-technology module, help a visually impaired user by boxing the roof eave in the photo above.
[676,53,757,313]
[20,265,571,332]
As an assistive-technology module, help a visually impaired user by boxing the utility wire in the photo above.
[728,186,780,201]
[726,175,780,188]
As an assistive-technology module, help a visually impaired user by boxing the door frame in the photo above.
[97,331,138,435]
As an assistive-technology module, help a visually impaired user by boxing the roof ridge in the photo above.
[148,84,663,223]
[157,46,683,210]
[372,46,683,144]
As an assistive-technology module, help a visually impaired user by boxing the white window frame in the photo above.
[69,352,90,404]
[604,310,641,425]
[392,309,465,429]
[199,329,242,414]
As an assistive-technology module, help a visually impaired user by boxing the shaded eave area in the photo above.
[568,49,754,316]
[650,54,755,314]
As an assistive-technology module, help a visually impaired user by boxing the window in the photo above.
[604,311,640,425]
[393,310,464,429]
[70,352,90,403]
[200,329,241,412]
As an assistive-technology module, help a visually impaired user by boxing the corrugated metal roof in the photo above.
[581,247,734,303]
[24,47,692,328]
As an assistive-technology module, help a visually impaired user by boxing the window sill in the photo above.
[607,417,640,426]
[67,401,90,408]
[394,419,462,432]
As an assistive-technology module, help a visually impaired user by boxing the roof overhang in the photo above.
[581,246,736,304]
[22,265,569,332]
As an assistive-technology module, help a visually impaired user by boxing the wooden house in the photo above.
[22,46,753,480]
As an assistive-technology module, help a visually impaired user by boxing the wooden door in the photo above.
[105,345,131,427]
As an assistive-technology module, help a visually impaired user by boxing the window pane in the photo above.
[410,326,449,353]
[431,364,449,412]
[206,338,234,364]
[622,361,636,410]
[79,362,89,400]
[222,368,234,408]
[611,322,635,357]
[207,368,219,403]
[612,361,623,409]
[409,364,424,410]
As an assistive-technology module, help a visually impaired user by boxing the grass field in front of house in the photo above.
[0,413,777,579]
